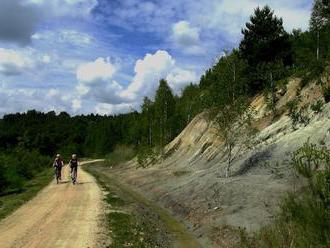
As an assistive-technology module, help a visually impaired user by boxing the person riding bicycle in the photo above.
[69,154,79,184]
[53,154,64,182]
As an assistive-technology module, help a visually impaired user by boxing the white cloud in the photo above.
[77,57,117,84]
[171,21,205,55]
[172,21,200,46]
[0,48,34,76]
[94,102,132,116]
[0,47,55,77]
[75,57,125,105]
[73,50,197,114]
[120,50,175,101]
[0,84,74,116]
[166,68,197,93]
[32,30,94,47]
[72,99,82,112]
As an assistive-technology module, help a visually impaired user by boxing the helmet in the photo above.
[72,154,77,159]
[56,154,61,158]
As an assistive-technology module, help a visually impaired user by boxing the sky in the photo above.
[0,0,313,116]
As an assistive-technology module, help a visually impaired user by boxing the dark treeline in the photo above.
[1,2,330,192]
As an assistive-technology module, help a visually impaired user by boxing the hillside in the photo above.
[110,76,330,247]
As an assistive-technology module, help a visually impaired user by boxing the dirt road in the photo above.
[0,160,104,248]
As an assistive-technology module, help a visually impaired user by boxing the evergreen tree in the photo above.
[240,6,291,92]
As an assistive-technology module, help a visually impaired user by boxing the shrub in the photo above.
[286,99,310,129]
[0,149,50,194]
[311,100,324,113]
[136,146,159,168]
[300,61,325,88]
[322,85,330,103]
[105,145,136,167]
[240,142,330,247]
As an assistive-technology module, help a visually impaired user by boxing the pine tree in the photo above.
[239,6,291,93]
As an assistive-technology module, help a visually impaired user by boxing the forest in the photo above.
[1,1,330,194]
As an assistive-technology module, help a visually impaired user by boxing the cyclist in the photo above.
[53,154,64,184]
[69,154,79,184]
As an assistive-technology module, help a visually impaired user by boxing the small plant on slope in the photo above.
[215,98,256,178]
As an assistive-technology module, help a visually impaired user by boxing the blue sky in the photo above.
[0,0,313,116]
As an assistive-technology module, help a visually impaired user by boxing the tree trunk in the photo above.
[317,30,320,61]
[270,71,276,118]
[225,144,232,178]
[233,62,236,102]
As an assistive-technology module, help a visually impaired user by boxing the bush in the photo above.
[105,145,136,167]
[136,146,159,168]
[300,60,325,88]
[322,85,330,103]
[311,100,324,113]
[286,98,310,129]
[240,142,330,247]
[0,149,50,194]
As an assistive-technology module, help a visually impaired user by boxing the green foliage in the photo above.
[136,146,159,168]
[105,145,136,167]
[0,149,50,194]
[240,6,292,93]
[300,60,326,87]
[240,142,330,247]
[215,98,256,177]
[286,98,310,129]
[322,85,330,102]
[311,99,324,113]
[240,6,291,66]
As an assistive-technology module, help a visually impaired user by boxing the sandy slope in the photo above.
[0,160,104,248]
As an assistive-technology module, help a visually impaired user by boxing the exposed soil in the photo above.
[0,160,105,248]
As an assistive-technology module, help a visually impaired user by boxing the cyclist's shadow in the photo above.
[59,180,70,184]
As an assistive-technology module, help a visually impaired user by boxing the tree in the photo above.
[141,97,154,147]
[154,79,176,147]
[310,0,329,60]
[215,99,256,178]
[240,6,291,92]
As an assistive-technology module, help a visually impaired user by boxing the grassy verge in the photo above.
[85,162,201,248]
[105,145,136,167]
[85,163,172,248]
[0,168,53,220]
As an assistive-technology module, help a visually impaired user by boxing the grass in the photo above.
[172,170,190,177]
[85,162,201,248]
[0,168,53,220]
[105,145,136,167]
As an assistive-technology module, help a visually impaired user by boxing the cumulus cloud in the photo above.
[76,57,124,104]
[0,48,34,76]
[166,68,198,93]
[120,50,175,101]
[171,21,204,55]
[0,84,75,116]
[74,50,197,114]
[0,47,54,76]
[77,57,117,84]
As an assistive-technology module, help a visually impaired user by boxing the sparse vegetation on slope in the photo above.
[239,142,330,247]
